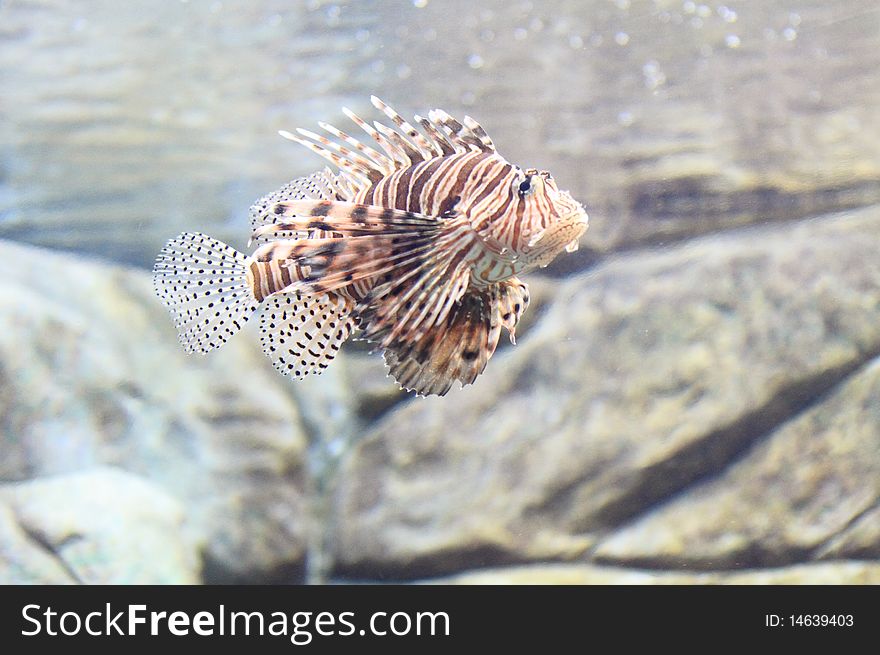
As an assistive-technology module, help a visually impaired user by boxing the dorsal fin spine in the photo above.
[317,120,393,173]
[371,96,437,160]
[342,107,409,167]
[414,114,454,156]
[282,99,499,186]
[373,121,419,164]
[295,127,383,176]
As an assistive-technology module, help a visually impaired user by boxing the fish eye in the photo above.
[517,175,536,197]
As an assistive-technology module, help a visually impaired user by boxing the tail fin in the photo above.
[152,232,259,353]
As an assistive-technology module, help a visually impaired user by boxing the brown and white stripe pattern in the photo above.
[273,97,588,283]
[247,259,298,302]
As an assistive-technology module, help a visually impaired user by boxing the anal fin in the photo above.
[257,290,355,378]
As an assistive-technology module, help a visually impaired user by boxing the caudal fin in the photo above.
[152,232,259,353]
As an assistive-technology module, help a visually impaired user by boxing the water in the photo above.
[1,0,879,584]
[4,1,878,266]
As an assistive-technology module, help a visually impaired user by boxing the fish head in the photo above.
[508,168,589,268]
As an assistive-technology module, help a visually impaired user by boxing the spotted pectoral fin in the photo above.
[257,289,355,378]
[252,200,440,242]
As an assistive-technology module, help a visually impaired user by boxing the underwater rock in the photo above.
[0,239,313,581]
[817,505,880,560]
[0,503,76,584]
[431,562,880,585]
[333,204,880,578]
[592,357,880,568]
[0,468,197,584]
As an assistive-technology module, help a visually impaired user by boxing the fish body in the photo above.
[153,97,588,396]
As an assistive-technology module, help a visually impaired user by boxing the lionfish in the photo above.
[153,97,588,396]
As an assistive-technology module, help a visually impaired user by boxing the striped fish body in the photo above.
[353,150,587,284]
[153,98,588,396]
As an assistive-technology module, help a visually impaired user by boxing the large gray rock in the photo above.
[0,468,197,584]
[333,205,880,577]
[0,239,313,580]
[1,1,877,268]
[592,357,880,568]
